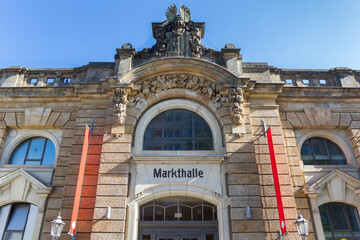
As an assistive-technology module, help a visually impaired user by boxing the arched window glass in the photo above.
[319,203,360,239]
[143,109,213,150]
[2,203,30,240]
[301,137,346,165]
[9,137,55,165]
[140,196,217,222]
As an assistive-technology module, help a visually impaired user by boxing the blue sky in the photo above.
[0,0,359,69]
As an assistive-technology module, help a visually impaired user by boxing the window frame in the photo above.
[9,137,55,165]
[143,109,214,151]
[319,202,360,240]
[0,129,61,167]
[296,130,356,168]
[301,137,346,165]
[2,203,31,240]
[132,99,225,156]
[140,197,217,222]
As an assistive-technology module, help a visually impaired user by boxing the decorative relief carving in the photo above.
[213,93,228,109]
[113,88,128,125]
[230,87,244,125]
[128,94,145,110]
[128,74,229,110]
[140,74,216,98]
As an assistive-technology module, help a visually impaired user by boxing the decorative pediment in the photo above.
[306,169,360,204]
[0,168,52,206]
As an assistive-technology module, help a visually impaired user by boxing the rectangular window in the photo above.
[285,79,293,84]
[302,79,310,85]
[319,79,327,85]
[46,78,54,84]
[62,78,71,84]
[29,78,38,84]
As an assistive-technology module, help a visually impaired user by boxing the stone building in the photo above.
[0,5,360,240]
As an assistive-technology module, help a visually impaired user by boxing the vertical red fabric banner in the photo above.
[266,127,287,235]
[69,125,91,236]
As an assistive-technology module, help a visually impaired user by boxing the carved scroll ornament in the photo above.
[113,88,128,125]
[230,87,244,125]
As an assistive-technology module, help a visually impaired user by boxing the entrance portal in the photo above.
[138,197,219,240]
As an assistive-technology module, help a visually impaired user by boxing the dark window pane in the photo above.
[27,138,45,160]
[3,232,23,240]
[179,205,191,221]
[346,205,360,231]
[203,206,214,221]
[154,206,164,221]
[327,204,349,230]
[143,206,153,221]
[144,129,152,138]
[206,235,215,240]
[301,141,313,162]
[165,205,177,221]
[42,140,56,165]
[142,235,151,240]
[183,129,192,138]
[311,138,329,160]
[6,204,29,231]
[9,141,29,164]
[193,206,202,221]
[319,205,331,234]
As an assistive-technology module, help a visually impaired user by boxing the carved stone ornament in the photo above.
[130,74,227,110]
[135,4,217,59]
[128,93,145,110]
[230,87,244,125]
[113,88,128,125]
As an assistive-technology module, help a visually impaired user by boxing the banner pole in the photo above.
[263,121,288,236]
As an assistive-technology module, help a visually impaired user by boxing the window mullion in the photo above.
[40,139,48,165]
[24,139,32,165]
[21,204,31,240]
[325,204,336,240]
[323,139,332,164]
[343,204,354,235]
[309,139,317,164]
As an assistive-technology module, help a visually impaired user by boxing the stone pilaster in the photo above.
[227,104,266,240]
[90,96,130,240]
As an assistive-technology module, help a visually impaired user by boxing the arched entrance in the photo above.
[138,196,218,240]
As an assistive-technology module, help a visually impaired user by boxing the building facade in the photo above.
[1,5,360,240]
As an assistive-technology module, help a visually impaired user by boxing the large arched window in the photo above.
[140,196,217,222]
[9,137,55,165]
[143,109,213,151]
[319,203,360,239]
[301,137,346,165]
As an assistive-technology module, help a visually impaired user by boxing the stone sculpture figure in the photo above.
[136,4,216,59]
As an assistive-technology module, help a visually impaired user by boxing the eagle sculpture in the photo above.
[166,4,191,23]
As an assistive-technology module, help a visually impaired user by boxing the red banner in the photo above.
[266,127,287,235]
[69,126,91,236]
